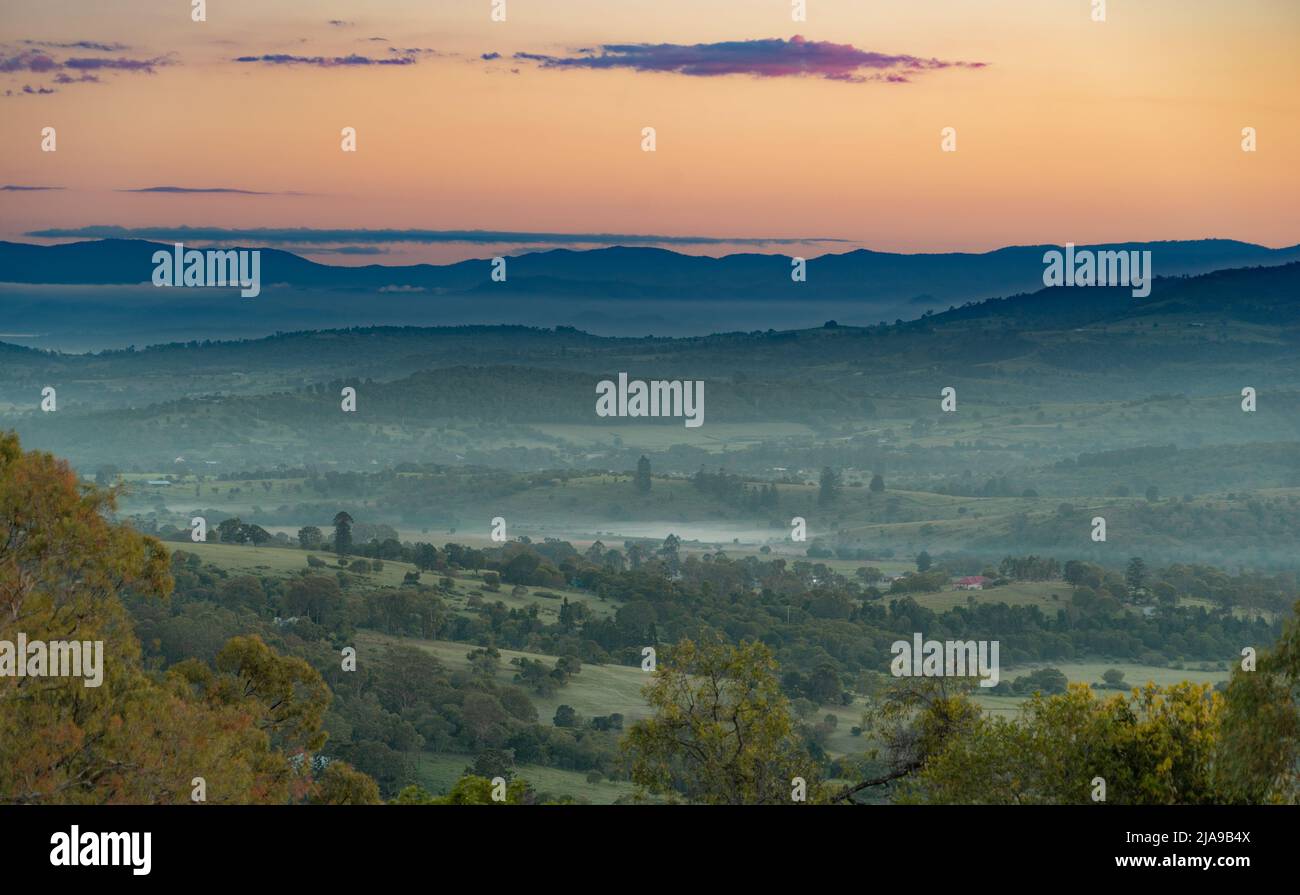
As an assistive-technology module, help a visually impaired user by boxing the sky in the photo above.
[1,0,1297,265]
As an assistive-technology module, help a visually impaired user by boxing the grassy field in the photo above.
[357,632,653,724]
[532,422,816,451]
[1012,660,1231,690]
[183,540,419,587]
[359,631,1230,763]
[181,541,622,623]
[910,580,1071,612]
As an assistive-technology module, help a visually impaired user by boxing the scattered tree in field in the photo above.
[817,467,842,507]
[916,550,933,573]
[298,525,323,549]
[217,516,246,543]
[634,455,652,494]
[245,524,272,546]
[467,646,501,680]
[332,511,354,556]
[413,542,439,571]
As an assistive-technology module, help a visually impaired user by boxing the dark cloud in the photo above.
[22,40,130,52]
[63,55,169,72]
[513,35,987,83]
[481,52,501,60]
[26,226,851,247]
[0,50,60,73]
[327,20,354,27]
[116,186,285,196]
[233,51,421,67]
[1,184,64,191]
[0,45,170,96]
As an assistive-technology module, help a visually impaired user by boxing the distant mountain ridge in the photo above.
[3,238,1298,350]
[3,238,1298,304]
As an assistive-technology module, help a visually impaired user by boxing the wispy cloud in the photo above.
[0,48,170,74]
[511,35,987,83]
[22,40,131,52]
[1,43,171,96]
[114,186,304,196]
[0,50,61,73]
[1,184,64,191]
[25,225,850,247]
[63,56,167,72]
[233,48,433,67]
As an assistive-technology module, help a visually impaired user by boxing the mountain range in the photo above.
[3,237,1299,299]
[3,237,1298,348]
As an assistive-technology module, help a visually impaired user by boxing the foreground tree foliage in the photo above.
[309,761,383,805]
[0,432,375,804]
[392,776,533,805]
[856,605,1300,805]
[897,682,1224,804]
[1215,604,1300,802]
[620,615,1300,805]
[833,676,980,802]
[623,634,824,804]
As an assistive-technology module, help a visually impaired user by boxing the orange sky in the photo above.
[1,0,1297,263]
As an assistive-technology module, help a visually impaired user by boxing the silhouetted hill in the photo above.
[3,238,1297,302]
[938,261,1300,327]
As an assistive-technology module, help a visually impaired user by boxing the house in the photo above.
[955,575,990,591]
